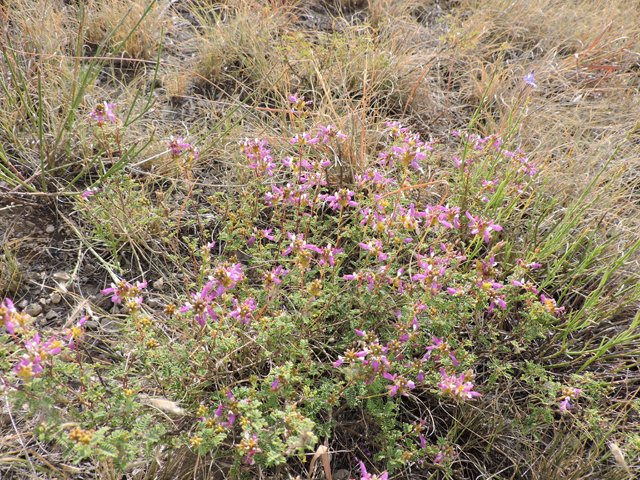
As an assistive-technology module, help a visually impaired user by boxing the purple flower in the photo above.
[316,124,346,143]
[181,284,217,326]
[229,297,256,325]
[169,137,198,160]
[215,389,248,427]
[524,72,538,88]
[359,240,388,262]
[541,294,564,315]
[89,102,116,125]
[438,368,482,401]
[1,298,17,334]
[101,280,147,304]
[263,265,289,287]
[426,337,459,366]
[447,286,465,296]
[309,243,343,266]
[208,262,244,296]
[65,316,87,350]
[288,93,312,113]
[386,121,409,138]
[282,232,314,256]
[322,188,358,210]
[290,131,319,146]
[383,373,415,396]
[559,386,582,413]
[81,188,101,198]
[238,432,262,465]
[359,460,388,480]
[247,228,275,245]
[240,138,276,176]
[465,212,502,243]
[434,444,457,464]
[510,279,539,294]
[14,355,43,381]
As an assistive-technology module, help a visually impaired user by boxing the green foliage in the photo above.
[2,101,639,478]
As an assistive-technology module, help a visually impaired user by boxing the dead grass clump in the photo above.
[82,0,171,60]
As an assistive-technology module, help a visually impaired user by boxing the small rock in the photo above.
[334,470,351,480]
[39,297,47,305]
[153,277,164,290]
[100,317,120,332]
[18,299,28,309]
[147,298,162,309]
[50,293,62,304]
[25,303,43,317]
[53,271,71,282]
[25,220,36,229]
[45,310,58,320]
[37,315,47,326]
[45,225,55,233]
[85,320,99,329]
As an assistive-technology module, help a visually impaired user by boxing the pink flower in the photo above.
[1,298,17,334]
[181,284,217,326]
[317,124,346,143]
[383,373,415,396]
[65,316,87,350]
[169,137,198,160]
[359,460,388,480]
[426,337,459,366]
[359,240,388,262]
[465,212,502,243]
[208,262,244,296]
[309,243,343,266]
[524,72,538,88]
[263,265,289,287]
[238,432,262,465]
[322,188,358,210]
[540,294,564,315]
[559,386,582,413]
[229,297,256,325]
[89,102,116,125]
[288,93,312,113]
[438,368,481,401]
[101,280,147,304]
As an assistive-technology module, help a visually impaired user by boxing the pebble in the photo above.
[53,271,71,282]
[147,298,162,309]
[50,293,62,304]
[153,277,164,290]
[45,310,58,320]
[25,303,43,317]
[45,225,55,233]
[18,299,28,309]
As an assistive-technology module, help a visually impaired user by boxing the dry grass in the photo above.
[2,0,640,478]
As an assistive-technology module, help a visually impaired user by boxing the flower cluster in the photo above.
[169,137,198,162]
[101,280,147,314]
[241,138,276,177]
[438,368,482,401]
[359,460,388,480]
[559,386,582,413]
[14,332,63,381]
[89,102,116,125]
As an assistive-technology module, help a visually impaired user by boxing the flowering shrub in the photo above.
[1,100,600,476]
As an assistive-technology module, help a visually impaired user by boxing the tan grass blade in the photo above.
[148,398,185,416]
[307,444,332,480]
[608,442,631,475]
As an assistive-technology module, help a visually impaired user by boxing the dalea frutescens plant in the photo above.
[1,95,584,476]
